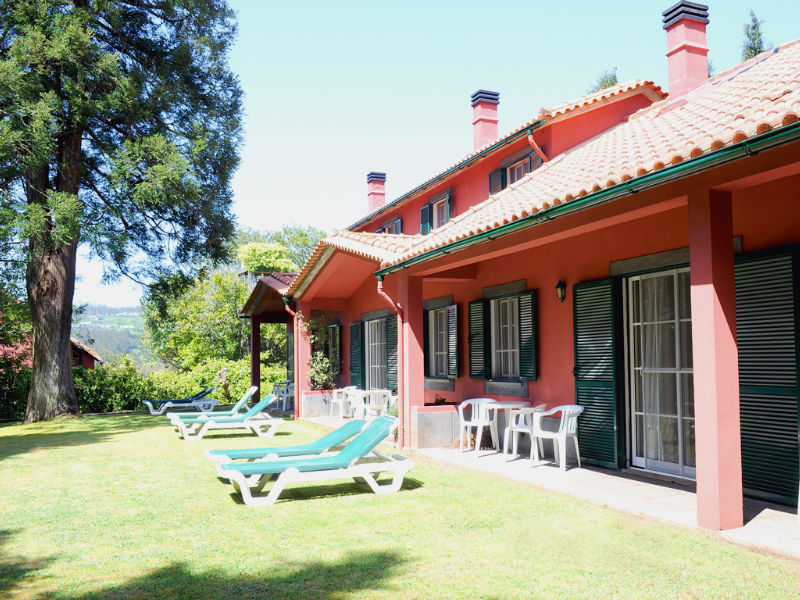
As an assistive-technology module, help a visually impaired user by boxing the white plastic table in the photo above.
[346,388,392,419]
[473,399,531,452]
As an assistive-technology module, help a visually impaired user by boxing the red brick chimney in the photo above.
[663,1,709,98]
[471,90,499,150]
[367,171,386,212]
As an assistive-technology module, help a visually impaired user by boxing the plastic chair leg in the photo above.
[474,425,484,452]
[573,436,581,468]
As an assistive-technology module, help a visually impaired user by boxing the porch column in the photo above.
[250,316,261,402]
[294,301,312,419]
[688,188,743,530]
[397,272,424,449]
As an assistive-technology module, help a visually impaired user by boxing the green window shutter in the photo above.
[446,304,458,378]
[349,321,363,388]
[444,193,451,223]
[328,324,341,375]
[420,204,431,235]
[488,168,506,195]
[517,291,537,380]
[396,218,402,234]
[468,300,488,378]
[573,278,624,469]
[529,151,543,173]
[286,325,294,381]
[423,309,430,377]
[385,315,398,393]
[736,252,799,506]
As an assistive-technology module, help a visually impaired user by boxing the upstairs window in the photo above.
[420,190,451,235]
[489,150,543,195]
[378,218,402,234]
[506,157,531,185]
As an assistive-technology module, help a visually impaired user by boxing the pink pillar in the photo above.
[688,188,743,530]
[397,272,424,449]
[294,301,312,418]
[250,316,261,402]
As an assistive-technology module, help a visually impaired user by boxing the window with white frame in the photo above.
[428,308,448,377]
[379,219,402,234]
[365,318,387,389]
[431,199,448,229]
[506,157,531,185]
[491,296,519,379]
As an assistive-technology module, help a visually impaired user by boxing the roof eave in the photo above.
[376,120,800,278]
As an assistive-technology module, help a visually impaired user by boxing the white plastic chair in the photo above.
[363,389,391,417]
[347,388,367,419]
[330,386,356,417]
[457,398,498,453]
[530,405,584,471]
[502,405,547,460]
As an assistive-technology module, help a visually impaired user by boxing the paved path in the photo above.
[304,415,799,561]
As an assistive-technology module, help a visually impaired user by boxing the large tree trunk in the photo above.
[24,131,83,423]
[24,240,80,422]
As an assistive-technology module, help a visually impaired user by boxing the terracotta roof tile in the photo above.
[381,40,800,268]
[287,231,417,295]
[292,41,800,292]
[346,80,664,230]
[539,79,666,120]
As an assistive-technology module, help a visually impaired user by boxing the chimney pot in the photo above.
[471,89,500,150]
[367,171,386,212]
[662,1,709,98]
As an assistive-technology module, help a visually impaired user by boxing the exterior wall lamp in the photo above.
[555,280,567,303]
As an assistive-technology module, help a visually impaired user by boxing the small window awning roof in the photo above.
[240,272,297,322]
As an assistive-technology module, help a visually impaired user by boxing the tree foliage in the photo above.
[236,224,327,270]
[237,242,296,273]
[742,10,772,60]
[587,68,618,93]
[0,0,242,421]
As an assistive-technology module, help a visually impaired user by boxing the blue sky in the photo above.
[75,0,800,306]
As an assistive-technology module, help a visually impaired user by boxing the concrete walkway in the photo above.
[303,415,800,561]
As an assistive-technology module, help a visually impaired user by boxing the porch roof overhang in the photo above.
[239,272,297,322]
[292,247,380,303]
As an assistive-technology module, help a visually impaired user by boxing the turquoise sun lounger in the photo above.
[216,416,414,506]
[142,387,216,415]
[176,393,282,441]
[206,419,367,464]
[168,386,257,425]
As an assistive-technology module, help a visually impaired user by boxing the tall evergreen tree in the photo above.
[587,68,618,94]
[742,9,772,60]
[0,1,242,422]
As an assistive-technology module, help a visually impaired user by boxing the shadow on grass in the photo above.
[0,414,160,460]
[0,529,54,597]
[40,552,405,600]
[226,476,424,505]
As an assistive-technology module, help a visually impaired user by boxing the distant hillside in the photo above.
[72,304,154,367]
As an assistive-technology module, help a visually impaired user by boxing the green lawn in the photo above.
[0,414,797,599]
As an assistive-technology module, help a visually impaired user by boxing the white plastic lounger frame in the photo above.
[167,386,256,426]
[224,451,415,507]
[176,395,282,441]
[142,389,217,416]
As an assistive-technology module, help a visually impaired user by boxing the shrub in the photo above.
[0,365,31,421]
[74,355,157,413]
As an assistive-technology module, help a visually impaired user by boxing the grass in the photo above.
[0,414,797,600]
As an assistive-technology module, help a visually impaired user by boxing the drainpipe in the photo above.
[376,276,407,447]
[283,296,299,418]
[527,133,549,163]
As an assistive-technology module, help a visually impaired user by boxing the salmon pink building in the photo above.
[243,2,800,530]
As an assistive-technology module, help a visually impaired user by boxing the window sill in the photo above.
[484,379,527,397]
[424,377,455,391]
